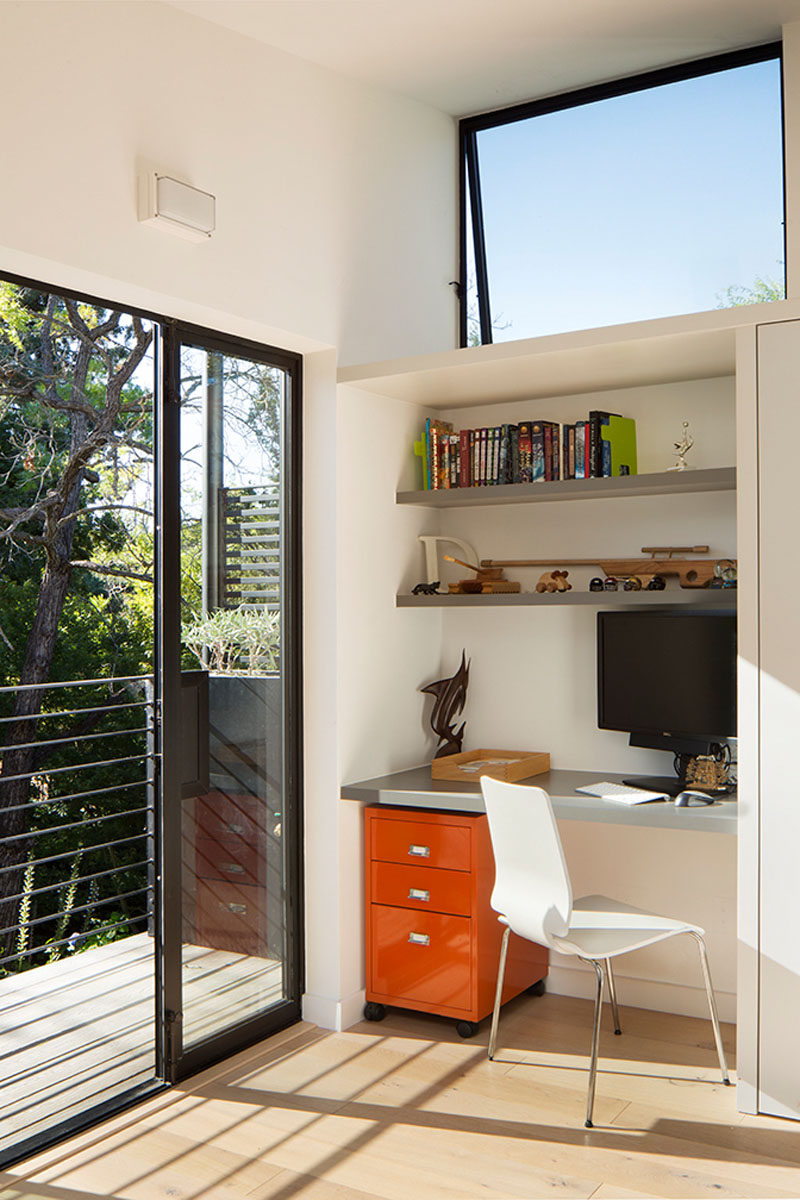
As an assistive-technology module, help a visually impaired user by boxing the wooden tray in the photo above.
[431,748,550,783]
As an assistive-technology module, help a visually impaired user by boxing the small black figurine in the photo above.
[420,650,470,759]
[589,577,604,592]
[646,575,666,591]
[412,580,440,595]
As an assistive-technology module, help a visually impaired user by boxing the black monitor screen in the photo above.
[597,611,736,742]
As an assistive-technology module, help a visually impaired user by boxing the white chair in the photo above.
[481,777,730,1127]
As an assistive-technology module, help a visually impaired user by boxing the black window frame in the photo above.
[459,41,786,347]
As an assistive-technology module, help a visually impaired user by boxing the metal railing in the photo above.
[0,676,155,975]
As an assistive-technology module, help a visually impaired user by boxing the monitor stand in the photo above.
[623,775,685,798]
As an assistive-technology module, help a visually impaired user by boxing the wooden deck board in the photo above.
[0,933,282,1154]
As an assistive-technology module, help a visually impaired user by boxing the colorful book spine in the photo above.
[531,422,545,482]
[460,428,471,487]
[518,422,532,483]
[575,422,585,479]
[589,411,620,477]
[499,424,511,484]
[542,423,553,481]
[510,424,520,483]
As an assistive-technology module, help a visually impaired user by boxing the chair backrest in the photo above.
[481,777,573,949]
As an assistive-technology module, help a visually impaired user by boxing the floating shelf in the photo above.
[397,589,736,608]
[397,466,736,508]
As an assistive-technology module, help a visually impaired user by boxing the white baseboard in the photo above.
[546,963,736,1024]
[302,989,366,1032]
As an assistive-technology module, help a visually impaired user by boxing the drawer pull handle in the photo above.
[227,823,245,834]
[226,903,246,914]
[408,888,430,902]
[222,862,245,874]
[408,844,430,858]
[408,932,430,946]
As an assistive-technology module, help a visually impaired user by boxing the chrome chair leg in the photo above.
[605,957,621,1034]
[583,957,605,1128]
[488,925,511,1061]
[690,931,730,1085]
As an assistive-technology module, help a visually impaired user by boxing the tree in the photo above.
[716,274,784,308]
[0,287,153,954]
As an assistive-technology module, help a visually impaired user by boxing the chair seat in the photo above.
[550,893,703,960]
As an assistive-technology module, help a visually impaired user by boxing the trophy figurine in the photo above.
[668,421,694,471]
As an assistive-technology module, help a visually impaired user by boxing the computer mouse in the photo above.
[674,790,715,807]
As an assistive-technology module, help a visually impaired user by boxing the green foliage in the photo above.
[182,605,280,674]
[716,274,785,308]
[0,283,155,973]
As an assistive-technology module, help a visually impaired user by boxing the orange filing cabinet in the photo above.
[364,804,548,1035]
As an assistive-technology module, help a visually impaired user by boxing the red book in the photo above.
[459,428,471,487]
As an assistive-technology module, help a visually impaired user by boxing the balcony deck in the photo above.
[0,933,281,1156]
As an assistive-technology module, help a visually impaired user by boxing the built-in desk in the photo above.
[342,766,737,835]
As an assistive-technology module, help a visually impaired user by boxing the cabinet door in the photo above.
[756,319,800,1120]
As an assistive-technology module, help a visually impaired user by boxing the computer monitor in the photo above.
[596,609,736,793]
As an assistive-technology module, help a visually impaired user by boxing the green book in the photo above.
[601,416,637,476]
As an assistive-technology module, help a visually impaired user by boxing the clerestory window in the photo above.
[460,44,785,346]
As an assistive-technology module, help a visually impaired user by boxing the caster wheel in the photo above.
[527,978,546,997]
[363,1002,387,1022]
[456,1020,479,1038]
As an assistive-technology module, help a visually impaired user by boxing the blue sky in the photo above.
[475,58,784,340]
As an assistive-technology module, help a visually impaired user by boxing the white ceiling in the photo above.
[166,0,800,115]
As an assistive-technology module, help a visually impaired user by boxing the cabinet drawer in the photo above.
[196,791,265,840]
[371,817,471,871]
[196,835,262,885]
[369,905,471,1010]
[195,879,267,956]
[370,860,471,916]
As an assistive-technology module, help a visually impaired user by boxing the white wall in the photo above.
[0,0,456,365]
[0,1,460,1034]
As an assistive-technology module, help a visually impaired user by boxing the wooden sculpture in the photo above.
[420,650,470,759]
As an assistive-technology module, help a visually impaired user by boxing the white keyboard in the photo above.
[575,781,668,804]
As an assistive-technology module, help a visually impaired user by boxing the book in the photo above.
[575,422,586,479]
[459,428,471,487]
[550,422,562,481]
[542,422,553,481]
[426,418,453,490]
[509,424,520,483]
[499,424,511,484]
[440,431,451,488]
[531,422,545,482]
[589,411,621,477]
[601,415,638,475]
[413,435,427,489]
[518,421,532,483]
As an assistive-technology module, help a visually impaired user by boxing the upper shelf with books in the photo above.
[397,466,736,507]
[338,300,800,411]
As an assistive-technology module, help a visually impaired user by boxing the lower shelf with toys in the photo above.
[397,589,736,608]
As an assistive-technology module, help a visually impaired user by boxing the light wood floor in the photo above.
[2,990,800,1199]
[0,933,282,1156]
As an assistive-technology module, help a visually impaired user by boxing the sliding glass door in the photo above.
[157,325,303,1078]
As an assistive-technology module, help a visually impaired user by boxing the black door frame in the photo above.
[0,267,305,1155]
[156,319,304,1082]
